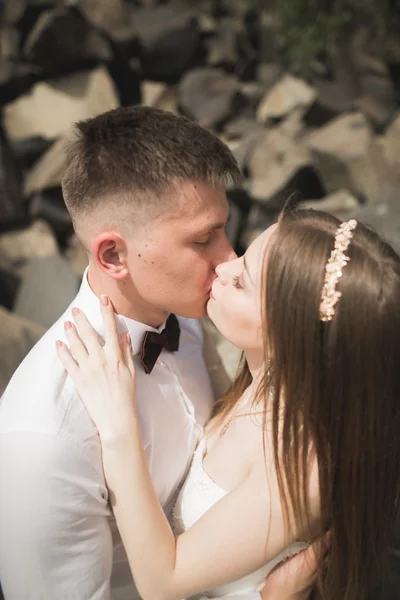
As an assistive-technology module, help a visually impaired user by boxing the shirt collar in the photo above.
[74,268,168,356]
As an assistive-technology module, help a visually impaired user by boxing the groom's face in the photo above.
[126,180,236,319]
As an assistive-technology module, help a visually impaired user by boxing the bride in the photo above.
[56,209,400,600]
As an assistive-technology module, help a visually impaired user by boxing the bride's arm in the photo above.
[104,436,292,600]
[57,298,316,600]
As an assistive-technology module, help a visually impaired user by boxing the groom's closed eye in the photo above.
[194,236,212,246]
[191,213,232,248]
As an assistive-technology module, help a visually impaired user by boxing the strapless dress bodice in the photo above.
[173,437,308,599]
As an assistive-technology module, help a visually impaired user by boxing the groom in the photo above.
[0,107,313,599]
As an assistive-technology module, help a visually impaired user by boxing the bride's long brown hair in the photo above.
[212,209,400,599]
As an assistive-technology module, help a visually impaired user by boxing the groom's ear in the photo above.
[91,232,129,281]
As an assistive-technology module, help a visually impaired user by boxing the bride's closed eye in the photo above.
[232,275,243,289]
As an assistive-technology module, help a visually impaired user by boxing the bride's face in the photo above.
[207,225,277,351]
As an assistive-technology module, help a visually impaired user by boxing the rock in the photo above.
[349,27,396,128]
[22,5,111,72]
[256,74,316,122]
[305,112,396,205]
[3,66,119,141]
[0,219,58,276]
[16,2,57,53]
[355,191,400,253]
[0,123,24,220]
[256,63,281,89]
[381,113,400,175]
[29,188,72,236]
[197,12,218,35]
[179,67,243,129]
[248,119,312,203]
[222,117,265,171]
[0,306,46,396]
[24,135,69,197]
[0,63,42,108]
[224,131,264,173]
[0,268,20,310]
[0,216,32,235]
[298,189,360,220]
[1,0,26,26]
[107,46,141,107]
[9,136,54,172]
[225,198,241,251]
[226,187,253,254]
[241,226,265,250]
[356,81,396,129]
[244,202,278,243]
[0,28,20,85]
[223,117,265,140]
[14,254,79,329]
[355,56,396,128]
[65,233,88,277]
[140,81,178,114]
[239,81,267,111]
[146,85,178,114]
[76,0,135,41]
[205,17,238,67]
[133,4,202,82]
[304,78,356,128]
[140,81,170,109]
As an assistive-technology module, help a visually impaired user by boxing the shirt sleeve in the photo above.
[0,431,113,600]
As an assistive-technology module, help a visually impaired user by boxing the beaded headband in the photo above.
[320,219,358,322]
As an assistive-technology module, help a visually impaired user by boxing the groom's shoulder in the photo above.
[8,306,73,380]
[0,302,85,432]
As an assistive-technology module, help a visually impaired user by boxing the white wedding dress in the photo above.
[173,437,309,599]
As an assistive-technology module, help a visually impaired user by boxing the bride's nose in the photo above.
[215,262,231,285]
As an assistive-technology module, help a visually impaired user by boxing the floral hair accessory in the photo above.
[320,219,358,322]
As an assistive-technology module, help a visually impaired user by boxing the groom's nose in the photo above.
[212,233,237,269]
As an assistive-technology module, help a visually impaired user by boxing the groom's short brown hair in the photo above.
[62,106,241,230]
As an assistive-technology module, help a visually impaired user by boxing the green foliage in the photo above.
[253,0,400,70]
[277,2,352,66]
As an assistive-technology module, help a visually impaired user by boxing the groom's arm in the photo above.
[0,430,112,599]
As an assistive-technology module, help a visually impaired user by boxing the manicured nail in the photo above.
[126,332,131,344]
[100,295,109,306]
[72,307,80,317]
[56,340,62,348]
[64,321,72,330]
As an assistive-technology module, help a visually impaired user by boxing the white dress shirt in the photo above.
[0,272,214,600]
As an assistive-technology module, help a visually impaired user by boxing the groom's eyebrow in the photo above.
[196,214,231,235]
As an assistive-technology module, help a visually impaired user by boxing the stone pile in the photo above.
[1,0,400,393]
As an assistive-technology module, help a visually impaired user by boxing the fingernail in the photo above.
[126,332,131,344]
[64,321,72,330]
[72,307,80,317]
[56,340,62,348]
[100,295,109,306]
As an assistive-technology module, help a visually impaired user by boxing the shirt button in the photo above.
[159,361,166,367]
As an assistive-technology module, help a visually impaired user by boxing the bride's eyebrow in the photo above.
[243,255,254,285]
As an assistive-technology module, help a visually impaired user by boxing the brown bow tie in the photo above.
[140,314,180,374]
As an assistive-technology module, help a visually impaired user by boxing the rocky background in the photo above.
[1,0,400,393]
